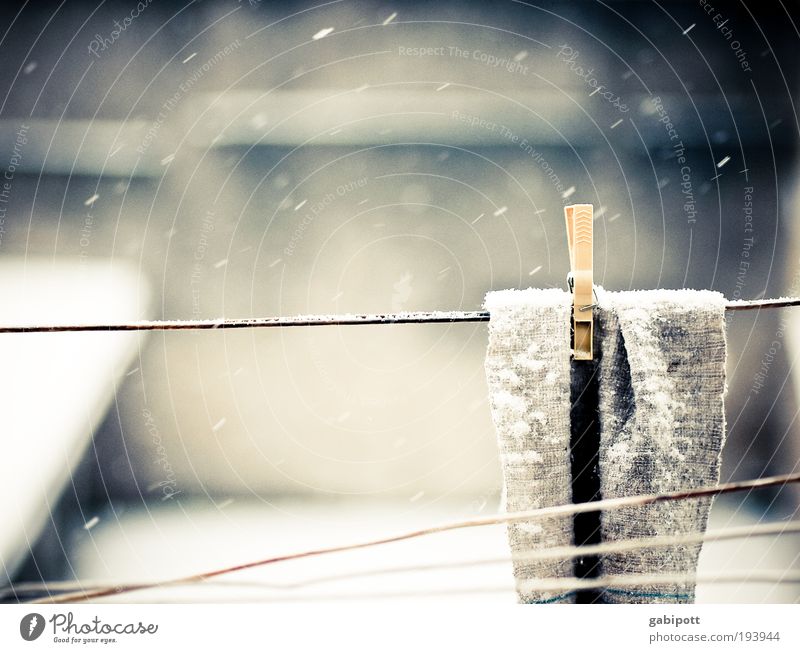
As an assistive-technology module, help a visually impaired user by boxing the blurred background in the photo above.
[0,0,799,602]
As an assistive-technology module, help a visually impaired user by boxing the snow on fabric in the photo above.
[484,288,727,604]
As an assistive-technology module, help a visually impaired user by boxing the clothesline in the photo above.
[6,518,799,601]
[30,470,800,604]
[1,297,798,334]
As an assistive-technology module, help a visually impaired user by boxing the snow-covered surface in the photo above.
[0,259,148,582]
[484,287,568,310]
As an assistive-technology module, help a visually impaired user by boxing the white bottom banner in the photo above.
[0,604,797,652]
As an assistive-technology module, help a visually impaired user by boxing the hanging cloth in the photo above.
[484,288,727,604]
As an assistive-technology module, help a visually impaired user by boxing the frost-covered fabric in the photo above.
[484,289,575,604]
[596,290,727,603]
[484,288,727,604]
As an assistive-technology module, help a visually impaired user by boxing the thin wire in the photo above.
[517,570,800,594]
[1,297,798,334]
[8,519,799,600]
[33,471,800,604]
[509,519,800,565]
[15,573,800,604]
[28,579,800,604]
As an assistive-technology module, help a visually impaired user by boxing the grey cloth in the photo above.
[484,289,575,604]
[596,290,727,603]
[484,288,727,604]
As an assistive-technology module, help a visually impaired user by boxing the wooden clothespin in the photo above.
[564,204,594,360]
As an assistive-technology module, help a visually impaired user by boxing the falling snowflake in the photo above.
[313,27,334,40]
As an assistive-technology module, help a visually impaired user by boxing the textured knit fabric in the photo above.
[484,288,727,604]
[596,290,727,603]
[484,289,575,604]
